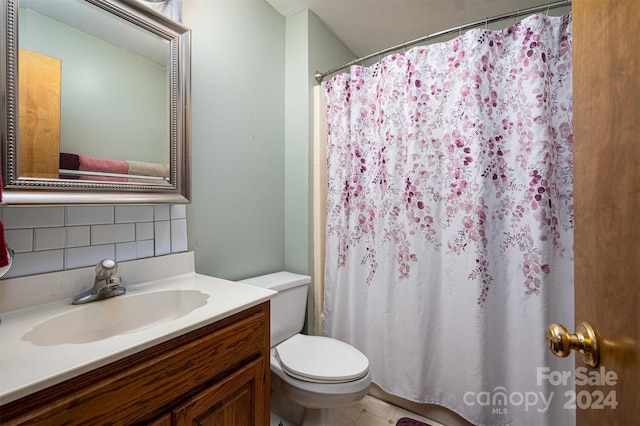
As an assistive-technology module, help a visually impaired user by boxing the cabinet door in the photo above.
[172,358,269,426]
[147,413,172,425]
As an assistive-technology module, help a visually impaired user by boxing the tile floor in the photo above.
[341,395,445,426]
[269,395,445,426]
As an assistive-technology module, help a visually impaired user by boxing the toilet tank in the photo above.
[240,272,310,347]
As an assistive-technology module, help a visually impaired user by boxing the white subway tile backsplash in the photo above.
[136,240,155,258]
[66,206,114,226]
[66,226,90,248]
[171,219,188,252]
[154,205,170,221]
[154,221,171,256]
[170,205,187,219]
[3,207,65,229]
[4,229,33,253]
[115,206,154,223]
[0,204,188,278]
[34,227,66,251]
[91,223,135,245]
[136,222,154,241]
[4,250,64,279]
[65,244,115,269]
[116,242,138,262]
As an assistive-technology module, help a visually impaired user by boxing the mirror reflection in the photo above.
[18,0,171,184]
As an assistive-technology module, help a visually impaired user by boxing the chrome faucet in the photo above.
[72,259,126,305]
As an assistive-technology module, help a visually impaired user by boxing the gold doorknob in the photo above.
[545,322,601,368]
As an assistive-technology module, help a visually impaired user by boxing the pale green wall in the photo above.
[284,9,354,333]
[184,0,286,280]
[283,11,309,276]
[284,9,354,277]
[307,11,355,88]
[183,1,354,328]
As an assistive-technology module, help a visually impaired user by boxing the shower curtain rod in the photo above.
[314,0,571,83]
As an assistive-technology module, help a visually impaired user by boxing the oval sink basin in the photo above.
[23,289,209,346]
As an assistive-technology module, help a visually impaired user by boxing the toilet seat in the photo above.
[275,334,369,384]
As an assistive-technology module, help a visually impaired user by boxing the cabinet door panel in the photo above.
[200,386,252,426]
[147,413,172,426]
[173,359,267,426]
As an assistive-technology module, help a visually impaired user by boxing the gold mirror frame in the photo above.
[1,0,191,205]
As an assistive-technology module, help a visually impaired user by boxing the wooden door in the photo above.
[572,0,639,424]
[18,49,61,179]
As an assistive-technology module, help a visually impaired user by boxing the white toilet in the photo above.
[241,272,371,426]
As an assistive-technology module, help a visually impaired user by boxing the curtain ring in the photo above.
[546,4,551,16]
[485,17,488,30]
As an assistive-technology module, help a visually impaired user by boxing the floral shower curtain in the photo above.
[323,13,574,426]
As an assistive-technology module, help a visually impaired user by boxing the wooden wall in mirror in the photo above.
[1,0,191,204]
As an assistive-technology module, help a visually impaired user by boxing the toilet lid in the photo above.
[275,334,369,384]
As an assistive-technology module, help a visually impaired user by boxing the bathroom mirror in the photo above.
[1,0,191,204]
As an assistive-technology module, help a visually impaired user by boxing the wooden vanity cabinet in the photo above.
[0,302,271,426]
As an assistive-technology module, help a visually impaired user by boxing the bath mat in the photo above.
[396,417,432,426]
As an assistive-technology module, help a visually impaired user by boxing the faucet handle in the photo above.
[95,259,118,281]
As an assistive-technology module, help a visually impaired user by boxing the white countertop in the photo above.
[0,254,275,405]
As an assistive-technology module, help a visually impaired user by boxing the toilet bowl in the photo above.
[273,334,371,408]
[240,272,371,426]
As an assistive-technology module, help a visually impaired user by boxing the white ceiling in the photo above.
[265,0,567,57]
